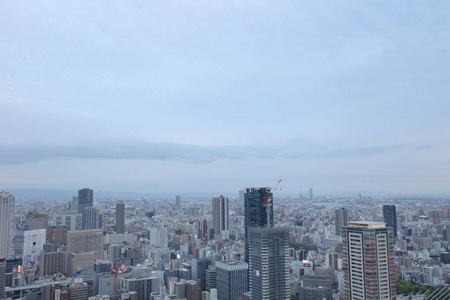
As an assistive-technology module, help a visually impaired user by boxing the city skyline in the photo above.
[2,2,450,195]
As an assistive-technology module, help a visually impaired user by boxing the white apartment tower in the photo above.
[342,222,396,300]
[0,191,15,257]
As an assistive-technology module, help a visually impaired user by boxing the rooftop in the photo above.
[348,221,386,229]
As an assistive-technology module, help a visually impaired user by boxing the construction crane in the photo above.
[273,179,282,192]
[112,266,123,294]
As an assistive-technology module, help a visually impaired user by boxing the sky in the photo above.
[1,1,450,196]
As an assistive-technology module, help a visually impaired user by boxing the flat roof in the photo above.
[348,221,386,228]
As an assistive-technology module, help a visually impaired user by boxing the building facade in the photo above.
[212,195,229,234]
[116,201,125,234]
[216,261,248,300]
[383,205,397,238]
[0,191,15,257]
[78,188,94,229]
[335,207,349,236]
[248,227,290,300]
[342,222,396,300]
[244,187,274,263]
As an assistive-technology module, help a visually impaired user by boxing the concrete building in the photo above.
[383,205,397,237]
[78,188,94,230]
[0,257,5,300]
[52,213,82,231]
[69,252,95,277]
[149,227,168,248]
[14,229,46,257]
[216,261,248,300]
[244,187,274,263]
[39,251,67,277]
[67,229,103,259]
[0,191,15,257]
[212,195,229,234]
[68,281,89,299]
[84,206,102,230]
[25,213,48,230]
[116,201,125,234]
[186,280,201,300]
[342,221,396,300]
[335,207,349,236]
[248,227,290,300]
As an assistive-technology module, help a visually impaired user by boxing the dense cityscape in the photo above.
[0,187,450,299]
[2,1,450,300]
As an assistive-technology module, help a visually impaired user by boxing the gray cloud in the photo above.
[0,140,408,165]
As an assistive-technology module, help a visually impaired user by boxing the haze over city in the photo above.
[1,1,450,196]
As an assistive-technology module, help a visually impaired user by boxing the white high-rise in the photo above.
[0,191,15,257]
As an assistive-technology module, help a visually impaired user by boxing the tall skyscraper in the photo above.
[78,188,93,229]
[212,195,229,234]
[116,200,125,234]
[342,222,396,300]
[335,207,349,236]
[308,187,313,199]
[383,205,397,238]
[84,206,102,230]
[216,261,248,300]
[244,187,273,263]
[176,195,181,206]
[0,191,15,257]
[248,227,290,300]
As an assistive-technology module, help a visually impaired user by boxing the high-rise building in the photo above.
[309,188,313,199]
[335,207,349,236]
[116,200,125,234]
[216,261,248,300]
[67,229,103,259]
[244,187,273,263]
[0,191,15,257]
[176,195,181,206]
[342,222,396,300]
[212,195,229,234]
[84,207,102,230]
[248,227,290,300]
[383,205,397,238]
[239,190,245,204]
[78,188,94,229]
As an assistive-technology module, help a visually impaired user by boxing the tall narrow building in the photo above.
[212,195,229,235]
[0,191,15,257]
[84,206,102,230]
[78,188,93,229]
[342,222,396,300]
[335,207,349,236]
[248,227,290,300]
[308,188,313,199]
[383,205,397,238]
[244,187,273,263]
[116,200,125,234]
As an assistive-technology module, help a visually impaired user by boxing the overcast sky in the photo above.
[1,1,450,196]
